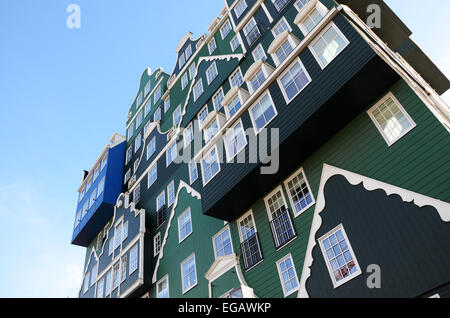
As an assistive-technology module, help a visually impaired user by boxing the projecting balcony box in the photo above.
[71,134,126,247]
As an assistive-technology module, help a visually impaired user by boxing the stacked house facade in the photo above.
[72,0,450,298]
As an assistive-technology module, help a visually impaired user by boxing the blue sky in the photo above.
[0,1,448,298]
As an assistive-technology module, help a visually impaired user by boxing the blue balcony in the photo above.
[72,134,126,247]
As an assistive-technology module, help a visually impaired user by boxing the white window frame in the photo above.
[212,226,234,259]
[367,92,416,147]
[206,62,218,85]
[193,79,204,102]
[252,43,267,62]
[156,191,166,212]
[129,243,139,275]
[167,180,175,207]
[164,96,171,113]
[318,224,362,288]
[154,106,161,122]
[212,87,225,111]
[276,253,300,297]
[147,136,156,160]
[208,37,217,55]
[181,254,198,294]
[189,161,199,184]
[198,105,209,127]
[230,35,241,52]
[224,119,248,162]
[234,0,248,18]
[154,232,161,257]
[181,73,189,90]
[271,16,292,37]
[200,144,221,186]
[220,19,232,40]
[248,91,278,135]
[277,57,312,104]
[156,274,170,298]
[297,3,328,36]
[144,81,151,96]
[228,67,244,88]
[125,146,132,165]
[264,185,289,222]
[166,142,177,167]
[173,105,182,126]
[147,164,157,188]
[134,133,142,152]
[178,207,193,243]
[183,122,194,148]
[189,63,196,80]
[243,17,260,46]
[283,167,315,217]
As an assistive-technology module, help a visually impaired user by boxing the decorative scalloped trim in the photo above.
[298,164,450,298]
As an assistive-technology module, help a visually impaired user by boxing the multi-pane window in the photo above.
[167,181,175,207]
[156,191,166,215]
[274,40,293,65]
[82,201,88,218]
[114,223,122,250]
[178,208,192,242]
[284,168,314,216]
[133,183,141,204]
[147,164,157,188]
[108,235,114,255]
[133,159,140,174]
[212,88,225,111]
[189,63,196,80]
[243,18,260,46]
[154,232,161,256]
[144,100,151,118]
[123,221,128,241]
[295,0,311,11]
[136,111,143,128]
[279,59,311,102]
[127,125,134,141]
[89,189,97,209]
[272,0,290,12]
[229,68,244,88]
[368,94,415,146]
[97,177,105,198]
[105,270,112,296]
[184,123,194,147]
[213,228,233,258]
[129,244,139,274]
[164,96,171,113]
[272,17,291,37]
[83,272,90,293]
[97,277,104,298]
[93,166,99,181]
[166,142,177,166]
[112,262,120,290]
[204,117,220,142]
[121,256,127,282]
[181,254,197,293]
[206,62,218,85]
[189,161,198,184]
[276,254,299,296]
[135,133,142,152]
[201,146,221,185]
[249,93,277,133]
[249,68,266,93]
[193,80,204,101]
[126,146,132,165]
[227,95,242,118]
[101,155,107,170]
[238,211,263,270]
[208,38,217,55]
[181,73,189,90]
[173,106,182,126]
[154,107,161,122]
[178,53,186,69]
[147,137,156,160]
[136,92,143,107]
[157,275,169,298]
[225,120,247,161]
[252,43,267,62]
[300,7,324,34]
[230,35,241,52]
[185,45,193,60]
[144,81,151,96]
[198,106,209,127]
[319,225,361,287]
[220,20,232,39]
[124,169,131,185]
[310,23,349,69]
[154,85,162,102]
[234,0,247,18]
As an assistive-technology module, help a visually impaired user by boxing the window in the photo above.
[208,37,217,54]
[212,88,225,111]
[193,80,204,102]
[154,107,161,122]
[154,85,162,102]
[238,211,263,270]
[166,142,177,166]
[136,112,143,128]
[144,100,151,118]
[97,277,104,298]
[129,244,139,274]
[123,221,128,241]
[135,133,142,152]
[185,44,193,60]
[278,58,311,103]
[220,20,232,39]
[105,270,112,296]
[154,232,161,256]
[156,191,166,212]
[226,95,242,119]
[125,146,132,165]
[127,125,134,141]
[229,68,244,88]
[284,168,315,217]
[108,235,114,256]
[181,73,189,90]
[183,123,194,147]
[133,159,140,174]
[249,68,266,93]
[221,288,244,298]
[234,0,247,18]
[274,40,293,65]
[198,105,209,127]
[204,117,220,142]
[201,146,221,185]
[368,93,416,146]
[225,120,247,161]
[136,92,143,107]
[82,201,88,218]
[93,166,99,181]
[133,183,141,204]
[83,272,90,293]
[310,23,349,69]
[97,177,105,198]
[178,53,186,69]
[101,155,108,170]
[124,169,131,185]
[189,63,196,80]
[178,208,192,242]
[114,222,122,250]
[243,18,260,46]
[299,7,325,35]
[89,189,97,209]
[276,254,299,297]
[121,256,127,282]
[206,62,218,85]
[252,43,267,62]
[144,81,151,96]
[112,262,120,290]
[249,93,277,134]
[272,0,290,11]
[173,106,182,126]
[167,181,175,207]
[157,275,169,298]
[147,137,156,160]
[189,161,198,184]
[272,17,291,37]
[319,225,361,287]
[147,164,157,188]
[230,35,241,52]
[213,227,233,258]
[295,0,311,11]
[181,254,197,293]
[164,96,171,113]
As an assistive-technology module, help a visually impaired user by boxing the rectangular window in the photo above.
[147,164,157,188]
[126,146,133,165]
[229,68,244,88]
[198,105,209,127]
[144,81,151,96]
[167,181,175,207]
[234,0,247,18]
[127,125,134,141]
[166,142,177,166]
[114,222,122,250]
[121,255,127,282]
[133,183,141,204]
[300,7,324,35]
[319,225,361,287]
[123,221,128,241]
[164,96,171,113]
[183,123,194,147]
[133,159,140,174]
[220,20,232,39]
[284,168,315,217]
[243,18,260,46]
[135,133,142,152]
[105,270,112,296]
[112,262,120,290]
[368,93,416,146]
[89,189,97,209]
[156,191,166,212]
[201,146,221,185]
[276,254,299,297]
[179,52,186,69]
[189,161,199,184]
[97,277,104,298]
[97,177,105,198]
[181,254,197,293]
[272,17,291,37]
[249,68,266,93]
[226,95,242,119]
[154,232,161,256]
[157,275,169,298]
[101,155,108,170]
[136,112,143,128]
[93,166,99,181]
[225,120,247,161]
[173,106,182,126]
[154,85,162,102]
[204,117,220,143]
[178,208,193,242]
[189,63,196,80]
[238,211,263,270]
[295,0,311,11]
[208,38,217,55]
[274,40,293,65]
[230,35,241,52]
[206,62,218,85]
[181,73,189,90]
[185,44,193,60]
[136,92,143,107]
[252,43,267,62]
[310,23,349,69]
[213,227,233,258]
[144,100,151,118]
[154,107,162,122]
[108,236,114,256]
[83,272,90,293]
[193,80,204,101]
[144,120,151,137]
[212,88,225,111]
[124,169,131,185]
[249,92,277,134]
[278,58,311,103]
[129,244,139,274]
[147,137,156,160]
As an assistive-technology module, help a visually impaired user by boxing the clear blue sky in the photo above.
[0,0,448,298]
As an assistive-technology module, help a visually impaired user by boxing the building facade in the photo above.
[72,0,450,298]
